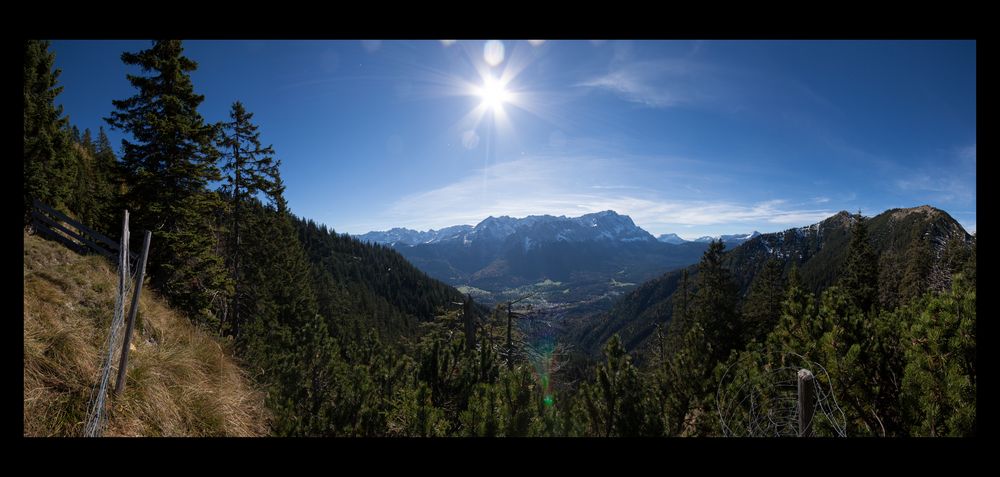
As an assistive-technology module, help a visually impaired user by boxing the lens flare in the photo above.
[522,308,565,410]
[483,40,505,66]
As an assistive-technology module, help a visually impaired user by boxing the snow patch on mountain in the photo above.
[656,233,687,244]
[358,210,660,247]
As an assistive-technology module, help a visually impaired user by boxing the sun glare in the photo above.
[449,40,551,145]
[478,76,509,112]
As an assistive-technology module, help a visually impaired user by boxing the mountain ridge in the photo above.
[357,211,767,249]
[568,205,974,355]
[357,210,662,246]
[355,211,709,303]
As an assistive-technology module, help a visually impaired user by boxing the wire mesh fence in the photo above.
[83,212,136,437]
[717,352,847,437]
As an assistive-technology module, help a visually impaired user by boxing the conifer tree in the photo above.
[878,248,902,311]
[840,211,879,313]
[692,240,740,362]
[24,40,72,223]
[216,101,282,338]
[766,264,821,362]
[900,266,976,436]
[67,127,102,228]
[105,40,228,323]
[581,335,659,436]
[237,194,348,435]
[963,235,976,287]
[669,269,692,339]
[92,126,121,233]
[657,268,697,434]
[80,128,93,151]
[742,258,786,344]
[497,366,538,436]
[900,231,932,302]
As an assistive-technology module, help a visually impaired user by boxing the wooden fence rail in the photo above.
[31,198,138,261]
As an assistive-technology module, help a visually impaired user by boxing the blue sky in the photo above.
[49,40,976,239]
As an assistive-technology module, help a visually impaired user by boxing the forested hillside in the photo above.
[295,216,472,342]
[571,206,974,356]
[25,39,976,437]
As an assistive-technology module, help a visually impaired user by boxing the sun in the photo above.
[478,76,509,112]
[448,40,550,141]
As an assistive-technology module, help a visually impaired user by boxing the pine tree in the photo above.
[963,235,976,287]
[692,240,740,362]
[662,318,711,436]
[497,366,538,436]
[67,127,101,228]
[236,193,349,435]
[656,268,696,435]
[105,40,228,323]
[766,264,821,362]
[878,248,902,311]
[840,211,879,313]
[24,40,73,223]
[216,101,282,338]
[92,126,121,234]
[900,269,976,436]
[900,231,932,303]
[943,234,971,280]
[742,258,786,344]
[80,128,92,151]
[669,269,692,339]
[580,335,659,436]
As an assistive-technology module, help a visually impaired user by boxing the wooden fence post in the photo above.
[798,368,815,437]
[114,230,151,396]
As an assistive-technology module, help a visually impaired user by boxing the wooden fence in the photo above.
[30,198,137,261]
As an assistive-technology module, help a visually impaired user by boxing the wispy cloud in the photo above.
[577,55,837,115]
[958,144,976,162]
[352,153,837,236]
[893,143,976,206]
[577,59,721,109]
[894,175,975,203]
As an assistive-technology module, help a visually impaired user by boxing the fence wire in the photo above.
[83,216,137,437]
[717,352,847,437]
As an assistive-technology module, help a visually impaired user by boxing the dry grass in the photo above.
[24,232,270,436]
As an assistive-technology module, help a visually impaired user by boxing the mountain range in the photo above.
[357,211,713,302]
[569,205,975,355]
[362,217,760,249]
[693,231,761,246]
[357,211,670,246]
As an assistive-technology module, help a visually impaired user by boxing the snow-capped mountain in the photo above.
[358,210,657,247]
[724,231,761,242]
[656,233,687,244]
[356,210,707,292]
[355,225,473,246]
[693,231,761,246]
[493,210,657,245]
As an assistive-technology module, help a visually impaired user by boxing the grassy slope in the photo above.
[23,232,269,436]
